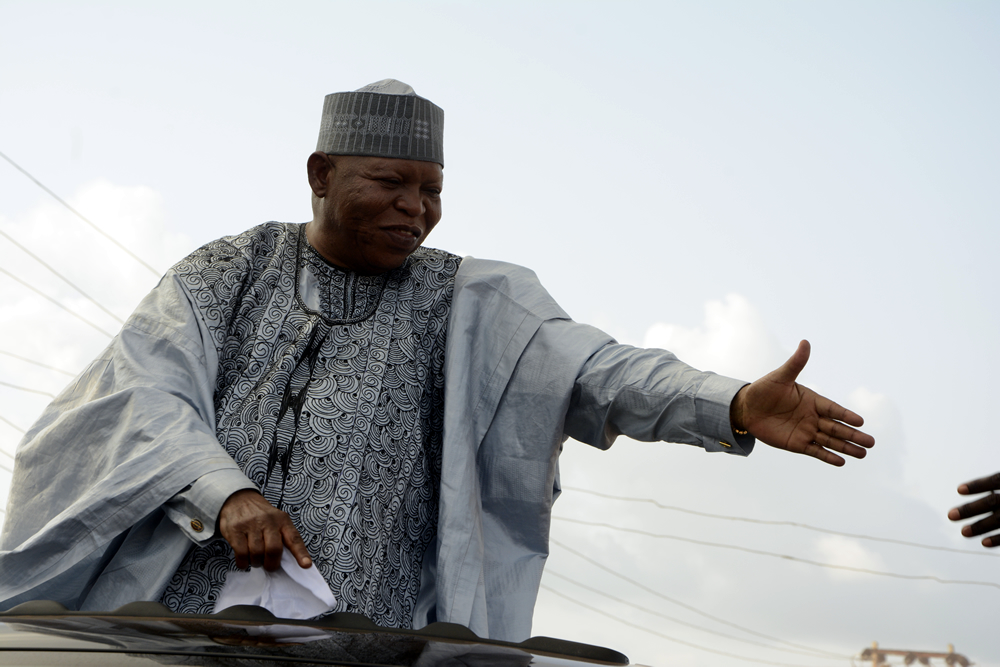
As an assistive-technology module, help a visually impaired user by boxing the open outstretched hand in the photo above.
[730,340,875,466]
[948,473,1000,548]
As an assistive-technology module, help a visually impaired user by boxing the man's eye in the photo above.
[378,178,402,186]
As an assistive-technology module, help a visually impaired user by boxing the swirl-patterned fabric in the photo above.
[159,223,460,628]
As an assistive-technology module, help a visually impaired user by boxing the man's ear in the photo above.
[307,152,333,197]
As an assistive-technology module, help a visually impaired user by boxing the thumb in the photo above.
[772,339,810,384]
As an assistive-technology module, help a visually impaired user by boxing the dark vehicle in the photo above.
[0,601,629,667]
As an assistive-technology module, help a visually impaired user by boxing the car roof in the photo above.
[0,601,629,667]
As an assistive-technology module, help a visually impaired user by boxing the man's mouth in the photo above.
[382,225,422,239]
[381,225,424,251]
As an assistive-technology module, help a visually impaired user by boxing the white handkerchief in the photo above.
[214,550,337,620]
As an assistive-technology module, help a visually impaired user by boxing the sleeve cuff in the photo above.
[163,468,258,544]
[694,374,755,456]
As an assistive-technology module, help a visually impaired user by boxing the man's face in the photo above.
[312,154,443,275]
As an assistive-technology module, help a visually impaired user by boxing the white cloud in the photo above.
[846,387,892,419]
[2,179,191,312]
[642,293,788,382]
[813,535,886,580]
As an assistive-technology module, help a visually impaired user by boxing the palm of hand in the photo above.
[734,341,875,466]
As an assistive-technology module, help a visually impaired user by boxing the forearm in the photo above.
[565,342,754,454]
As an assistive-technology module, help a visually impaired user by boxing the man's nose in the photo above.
[394,188,425,217]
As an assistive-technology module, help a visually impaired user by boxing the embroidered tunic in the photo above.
[159,223,460,627]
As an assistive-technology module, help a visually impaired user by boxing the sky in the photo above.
[0,1,998,665]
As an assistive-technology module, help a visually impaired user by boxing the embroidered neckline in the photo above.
[295,224,397,324]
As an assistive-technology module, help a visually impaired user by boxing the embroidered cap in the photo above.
[316,79,444,167]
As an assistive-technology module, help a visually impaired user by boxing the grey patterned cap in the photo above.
[316,79,444,167]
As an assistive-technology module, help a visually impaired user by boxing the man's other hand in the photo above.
[948,473,1000,548]
[218,489,313,571]
[730,340,875,466]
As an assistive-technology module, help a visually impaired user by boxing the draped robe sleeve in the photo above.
[420,258,752,641]
[0,272,252,610]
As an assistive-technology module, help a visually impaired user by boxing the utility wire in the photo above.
[0,380,54,398]
[0,267,114,338]
[540,584,824,667]
[0,229,124,324]
[550,539,845,658]
[0,436,13,472]
[0,149,160,276]
[553,516,1000,590]
[0,415,24,434]
[1,414,23,466]
[545,570,847,660]
[563,486,997,558]
[0,350,76,377]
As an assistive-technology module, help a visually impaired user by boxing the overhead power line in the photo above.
[0,149,160,277]
[0,229,124,324]
[0,350,76,377]
[545,570,846,660]
[563,486,997,558]
[0,267,114,338]
[0,439,13,471]
[553,516,1000,590]
[0,415,25,434]
[541,584,824,667]
[0,380,55,398]
[550,539,841,658]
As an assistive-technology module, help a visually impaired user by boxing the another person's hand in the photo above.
[948,473,1000,548]
[730,340,875,466]
[218,489,313,571]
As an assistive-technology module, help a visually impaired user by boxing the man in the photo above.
[0,80,874,642]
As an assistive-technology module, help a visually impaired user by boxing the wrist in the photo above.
[730,386,749,436]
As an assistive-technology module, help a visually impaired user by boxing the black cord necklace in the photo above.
[264,321,329,508]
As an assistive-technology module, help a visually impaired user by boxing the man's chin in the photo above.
[359,250,419,275]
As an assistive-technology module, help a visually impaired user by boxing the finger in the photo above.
[959,472,1000,495]
[262,534,284,572]
[227,531,250,571]
[814,431,868,459]
[983,534,1000,548]
[282,522,313,569]
[818,418,875,449]
[773,340,810,384]
[961,510,1000,538]
[950,492,1000,521]
[802,441,845,467]
[246,528,266,569]
[262,524,285,572]
[816,397,866,430]
[947,500,999,521]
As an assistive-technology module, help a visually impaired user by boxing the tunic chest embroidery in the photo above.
[160,224,460,628]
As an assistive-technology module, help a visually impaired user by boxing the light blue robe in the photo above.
[0,248,752,641]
